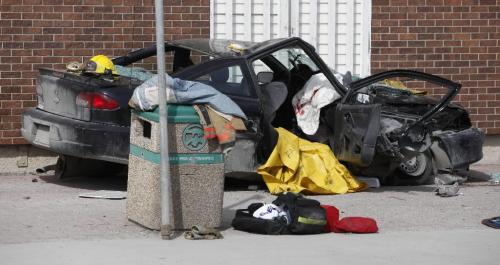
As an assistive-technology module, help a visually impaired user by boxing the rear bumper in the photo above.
[21,108,130,164]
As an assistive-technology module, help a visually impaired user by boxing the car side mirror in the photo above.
[257,72,273,84]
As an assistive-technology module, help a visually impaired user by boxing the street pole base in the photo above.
[160,224,174,240]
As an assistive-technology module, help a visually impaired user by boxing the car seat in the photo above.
[273,64,314,130]
[261,82,287,122]
[259,81,288,161]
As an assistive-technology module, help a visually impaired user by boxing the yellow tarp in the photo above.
[257,127,367,195]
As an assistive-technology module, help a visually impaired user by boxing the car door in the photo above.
[330,100,381,167]
[331,70,461,168]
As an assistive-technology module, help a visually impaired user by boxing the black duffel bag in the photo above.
[231,203,289,235]
[273,193,327,234]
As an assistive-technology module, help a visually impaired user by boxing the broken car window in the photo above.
[191,65,252,97]
[271,47,319,72]
[119,47,210,77]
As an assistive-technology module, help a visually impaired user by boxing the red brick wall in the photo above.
[372,0,500,134]
[0,0,210,145]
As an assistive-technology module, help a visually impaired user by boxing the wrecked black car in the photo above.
[21,37,484,184]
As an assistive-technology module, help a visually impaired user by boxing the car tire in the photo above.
[54,155,126,179]
[383,151,435,186]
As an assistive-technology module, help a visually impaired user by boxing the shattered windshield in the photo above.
[271,47,320,72]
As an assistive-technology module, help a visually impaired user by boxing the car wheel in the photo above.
[383,151,435,185]
[54,155,126,179]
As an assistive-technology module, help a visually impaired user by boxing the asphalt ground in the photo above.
[1,164,499,265]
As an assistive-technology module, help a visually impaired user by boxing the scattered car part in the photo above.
[78,190,127,200]
[435,182,460,197]
[35,164,56,174]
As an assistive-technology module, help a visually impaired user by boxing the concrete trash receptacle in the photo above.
[126,104,224,230]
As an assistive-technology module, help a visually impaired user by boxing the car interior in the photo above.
[253,46,338,144]
[116,44,341,163]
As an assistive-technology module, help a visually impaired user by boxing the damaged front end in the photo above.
[329,70,484,185]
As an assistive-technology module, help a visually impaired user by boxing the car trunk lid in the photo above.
[36,69,118,122]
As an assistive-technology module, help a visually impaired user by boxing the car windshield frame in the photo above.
[247,40,347,96]
[111,44,213,74]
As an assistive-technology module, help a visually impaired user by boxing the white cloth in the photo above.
[252,203,290,224]
[292,73,341,135]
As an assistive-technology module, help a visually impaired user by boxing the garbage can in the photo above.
[126,104,225,230]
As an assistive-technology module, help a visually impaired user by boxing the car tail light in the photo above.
[76,92,119,110]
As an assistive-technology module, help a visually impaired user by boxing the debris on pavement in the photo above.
[78,190,127,200]
[356,177,381,188]
[481,216,500,229]
[489,172,500,185]
[184,225,223,240]
[435,182,460,197]
[31,178,38,182]
[434,173,467,185]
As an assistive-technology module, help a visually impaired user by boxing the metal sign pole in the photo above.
[154,0,173,240]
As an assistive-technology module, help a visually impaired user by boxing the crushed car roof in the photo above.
[170,38,288,57]
[113,37,305,66]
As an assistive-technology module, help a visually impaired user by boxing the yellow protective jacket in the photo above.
[257,127,367,195]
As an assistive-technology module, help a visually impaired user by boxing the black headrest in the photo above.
[210,67,229,83]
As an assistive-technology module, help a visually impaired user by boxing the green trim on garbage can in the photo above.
[129,144,224,165]
[133,104,200,124]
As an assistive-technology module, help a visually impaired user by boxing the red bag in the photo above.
[333,217,378,233]
[320,205,339,233]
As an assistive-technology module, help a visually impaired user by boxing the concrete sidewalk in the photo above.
[1,164,499,264]
[1,230,498,265]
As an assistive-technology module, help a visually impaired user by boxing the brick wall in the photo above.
[372,0,500,134]
[0,0,210,145]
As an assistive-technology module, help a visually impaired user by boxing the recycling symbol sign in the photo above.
[182,124,206,151]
